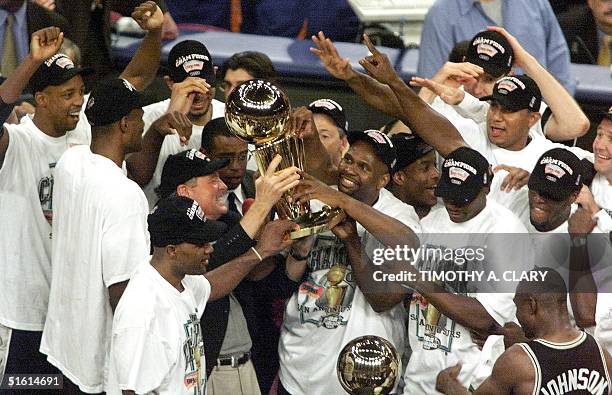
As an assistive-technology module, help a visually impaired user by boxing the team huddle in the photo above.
[0,1,611,395]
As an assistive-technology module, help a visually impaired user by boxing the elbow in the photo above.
[575,317,596,330]
[575,116,590,137]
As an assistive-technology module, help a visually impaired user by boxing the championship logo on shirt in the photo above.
[296,235,355,329]
[408,243,480,352]
[38,163,56,227]
[183,313,206,394]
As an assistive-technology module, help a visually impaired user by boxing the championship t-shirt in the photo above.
[41,145,150,393]
[141,99,226,209]
[404,199,529,394]
[0,114,90,331]
[108,262,211,395]
[279,188,421,395]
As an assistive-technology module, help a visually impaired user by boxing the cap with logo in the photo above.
[347,129,397,172]
[308,98,348,133]
[435,147,490,204]
[28,53,93,93]
[465,30,513,78]
[528,148,583,201]
[479,75,542,112]
[167,40,216,84]
[158,149,230,199]
[148,195,227,247]
[85,78,154,127]
[390,133,434,173]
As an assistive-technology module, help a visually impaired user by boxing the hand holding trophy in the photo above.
[225,79,344,238]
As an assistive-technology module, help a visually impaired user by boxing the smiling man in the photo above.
[388,133,440,219]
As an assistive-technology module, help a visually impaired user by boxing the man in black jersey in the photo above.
[436,268,612,395]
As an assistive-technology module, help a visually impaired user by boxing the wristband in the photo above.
[251,246,263,262]
[571,236,587,248]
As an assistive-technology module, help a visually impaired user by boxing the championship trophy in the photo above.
[225,79,344,239]
[337,335,400,395]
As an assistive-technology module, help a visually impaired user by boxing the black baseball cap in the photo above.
[158,149,230,198]
[28,53,93,93]
[347,129,397,172]
[528,148,583,201]
[390,133,434,173]
[480,75,541,112]
[167,40,216,84]
[435,147,490,204]
[465,30,513,78]
[85,78,155,127]
[308,98,348,133]
[148,196,227,247]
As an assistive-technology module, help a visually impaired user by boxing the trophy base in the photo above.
[290,207,346,239]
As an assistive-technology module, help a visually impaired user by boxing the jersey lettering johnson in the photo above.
[519,332,610,395]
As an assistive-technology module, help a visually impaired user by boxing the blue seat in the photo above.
[394,48,420,81]
[113,30,401,80]
[571,64,612,104]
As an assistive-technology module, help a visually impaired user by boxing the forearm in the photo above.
[387,76,465,157]
[345,72,403,118]
[119,28,162,91]
[521,54,588,140]
[345,238,407,313]
[338,194,419,248]
[206,249,261,301]
[302,134,338,185]
[239,200,272,238]
[0,54,42,103]
[125,126,165,186]
[417,282,500,333]
[569,244,597,328]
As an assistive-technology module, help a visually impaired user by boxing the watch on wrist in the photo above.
[571,236,587,247]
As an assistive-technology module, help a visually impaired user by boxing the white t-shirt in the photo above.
[488,169,530,225]
[279,188,421,395]
[40,145,150,393]
[451,92,548,139]
[107,261,211,395]
[433,93,593,172]
[141,98,225,209]
[591,173,612,233]
[404,199,529,394]
[0,114,90,331]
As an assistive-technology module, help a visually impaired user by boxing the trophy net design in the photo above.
[225,79,343,239]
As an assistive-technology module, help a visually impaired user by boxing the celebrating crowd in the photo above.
[0,1,611,395]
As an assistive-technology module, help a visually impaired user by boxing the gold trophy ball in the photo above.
[337,335,400,394]
[224,79,291,145]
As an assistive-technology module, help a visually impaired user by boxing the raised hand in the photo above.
[310,31,355,81]
[254,154,301,210]
[574,185,600,215]
[410,76,465,105]
[493,165,530,192]
[486,26,530,68]
[569,206,597,237]
[358,33,399,85]
[435,363,464,394]
[284,106,317,139]
[151,111,193,145]
[433,61,484,87]
[131,1,164,32]
[168,77,211,114]
[30,27,63,63]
